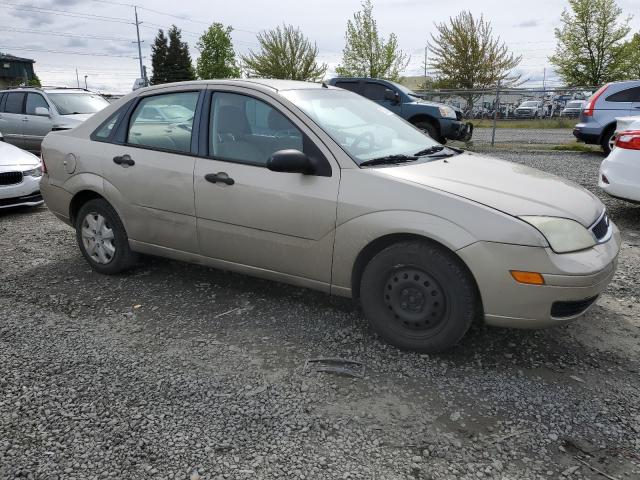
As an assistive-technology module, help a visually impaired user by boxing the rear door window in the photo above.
[334,81,362,94]
[127,91,198,153]
[4,92,25,114]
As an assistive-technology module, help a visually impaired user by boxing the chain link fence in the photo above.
[414,86,598,147]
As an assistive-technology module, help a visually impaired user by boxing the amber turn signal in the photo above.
[510,271,545,285]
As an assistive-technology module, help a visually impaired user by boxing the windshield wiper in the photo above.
[414,145,461,158]
[359,154,418,167]
[414,145,445,156]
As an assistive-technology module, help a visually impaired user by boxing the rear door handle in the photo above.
[113,154,135,167]
[205,172,234,185]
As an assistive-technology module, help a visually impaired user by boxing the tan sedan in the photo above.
[40,80,620,352]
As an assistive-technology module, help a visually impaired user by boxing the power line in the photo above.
[0,2,132,24]
[0,46,138,59]
[1,27,135,43]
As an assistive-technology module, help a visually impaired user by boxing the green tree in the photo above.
[196,23,240,79]
[619,32,640,79]
[166,25,195,82]
[335,0,409,81]
[427,10,522,107]
[150,29,169,85]
[550,0,631,86]
[242,24,326,81]
[28,74,41,87]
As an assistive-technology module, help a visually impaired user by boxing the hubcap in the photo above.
[81,212,116,265]
[383,267,447,331]
[608,133,616,152]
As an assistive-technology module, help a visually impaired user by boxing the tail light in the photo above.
[40,152,47,174]
[583,83,610,117]
[614,130,640,150]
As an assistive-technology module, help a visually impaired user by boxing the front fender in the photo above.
[331,210,477,292]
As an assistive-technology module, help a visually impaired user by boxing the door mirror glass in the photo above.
[267,149,315,175]
[384,88,399,103]
[34,106,50,117]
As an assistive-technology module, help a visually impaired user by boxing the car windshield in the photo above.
[281,88,438,164]
[389,81,422,99]
[520,101,539,107]
[47,92,110,115]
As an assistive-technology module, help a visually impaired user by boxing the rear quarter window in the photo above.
[605,87,640,102]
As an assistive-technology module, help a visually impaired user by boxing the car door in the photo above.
[22,92,53,152]
[193,88,340,287]
[98,88,203,253]
[600,86,640,119]
[0,92,26,148]
[363,81,402,115]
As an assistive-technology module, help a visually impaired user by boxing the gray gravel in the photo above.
[1,149,639,479]
[472,128,576,145]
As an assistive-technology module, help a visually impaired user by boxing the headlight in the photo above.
[438,106,457,119]
[23,166,43,177]
[520,216,595,253]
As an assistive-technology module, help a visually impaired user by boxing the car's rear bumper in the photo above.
[457,229,621,329]
[40,175,73,225]
[0,175,43,209]
[573,122,602,144]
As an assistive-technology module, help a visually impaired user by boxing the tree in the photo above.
[196,23,240,79]
[150,29,169,85]
[242,25,326,81]
[336,0,409,81]
[166,25,195,83]
[427,10,522,109]
[550,0,631,86]
[619,32,640,80]
[28,74,41,87]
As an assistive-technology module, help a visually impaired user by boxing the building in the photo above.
[0,53,36,88]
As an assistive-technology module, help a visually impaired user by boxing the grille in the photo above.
[591,212,609,240]
[0,171,23,186]
[551,296,598,318]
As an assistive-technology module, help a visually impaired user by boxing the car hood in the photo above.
[378,152,602,227]
[0,141,39,169]
[53,113,94,128]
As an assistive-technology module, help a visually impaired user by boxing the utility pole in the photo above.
[423,45,428,89]
[75,68,80,88]
[542,67,546,92]
[134,6,145,86]
[491,80,501,147]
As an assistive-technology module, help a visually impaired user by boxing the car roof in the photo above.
[139,79,329,95]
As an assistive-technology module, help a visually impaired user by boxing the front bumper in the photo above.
[443,119,473,141]
[0,175,43,209]
[457,225,621,328]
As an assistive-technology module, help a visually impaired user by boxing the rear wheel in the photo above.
[601,126,616,155]
[75,199,137,274]
[360,241,479,352]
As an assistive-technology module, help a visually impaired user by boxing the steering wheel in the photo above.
[352,131,374,150]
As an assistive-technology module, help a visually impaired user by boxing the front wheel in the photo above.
[360,241,480,352]
[75,198,138,274]
[414,121,444,144]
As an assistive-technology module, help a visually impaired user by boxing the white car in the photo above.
[0,139,44,208]
[599,116,640,203]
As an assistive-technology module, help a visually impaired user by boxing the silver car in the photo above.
[573,80,640,154]
[40,80,620,352]
[0,87,110,153]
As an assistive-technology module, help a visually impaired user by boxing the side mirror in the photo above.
[384,89,399,104]
[35,107,50,117]
[267,149,315,175]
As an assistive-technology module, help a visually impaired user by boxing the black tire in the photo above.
[75,198,137,274]
[601,126,616,155]
[414,121,445,144]
[360,241,479,352]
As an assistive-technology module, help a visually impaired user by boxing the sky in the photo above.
[1,0,639,94]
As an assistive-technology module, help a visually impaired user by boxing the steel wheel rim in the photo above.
[81,212,116,265]
[383,267,447,333]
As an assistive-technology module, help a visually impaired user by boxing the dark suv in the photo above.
[326,77,473,143]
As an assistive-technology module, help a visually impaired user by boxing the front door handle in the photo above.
[205,172,234,185]
[113,154,135,167]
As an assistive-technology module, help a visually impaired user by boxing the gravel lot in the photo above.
[1,150,639,480]
[472,128,576,145]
